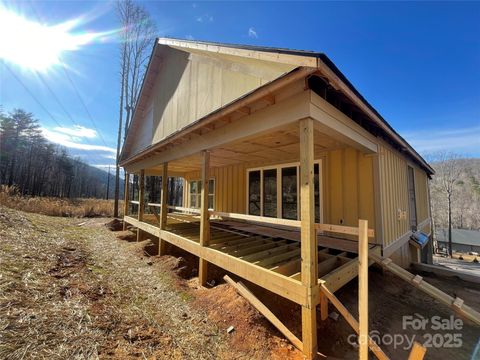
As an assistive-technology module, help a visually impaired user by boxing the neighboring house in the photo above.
[436,229,480,253]
[119,38,434,358]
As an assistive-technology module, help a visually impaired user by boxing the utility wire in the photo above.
[4,62,111,165]
[3,62,64,128]
[61,64,109,147]
[37,72,98,146]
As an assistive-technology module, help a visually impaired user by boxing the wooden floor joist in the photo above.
[369,253,480,326]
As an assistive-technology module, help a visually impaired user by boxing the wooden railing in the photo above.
[209,210,375,238]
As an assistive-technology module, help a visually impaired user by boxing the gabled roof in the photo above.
[121,37,434,175]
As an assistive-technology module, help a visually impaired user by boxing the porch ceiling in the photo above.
[148,122,344,174]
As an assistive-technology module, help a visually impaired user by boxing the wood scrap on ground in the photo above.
[223,275,303,352]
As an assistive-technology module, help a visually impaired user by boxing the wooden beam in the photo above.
[299,117,318,359]
[372,153,384,245]
[124,215,309,306]
[224,275,303,352]
[320,284,389,360]
[310,91,378,154]
[160,38,318,67]
[358,219,369,360]
[137,169,145,242]
[408,342,427,360]
[316,223,375,238]
[263,94,276,105]
[199,150,210,286]
[370,253,480,326]
[211,210,301,228]
[236,106,251,115]
[159,163,168,255]
[319,292,328,321]
[124,90,312,172]
[123,173,130,230]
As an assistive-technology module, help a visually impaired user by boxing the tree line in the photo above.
[429,153,480,255]
[0,108,115,199]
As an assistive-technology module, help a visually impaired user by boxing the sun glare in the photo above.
[0,6,115,71]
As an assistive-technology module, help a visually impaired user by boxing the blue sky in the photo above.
[1,1,479,170]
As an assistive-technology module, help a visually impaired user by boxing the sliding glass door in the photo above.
[248,170,261,216]
[281,167,298,219]
[263,169,277,218]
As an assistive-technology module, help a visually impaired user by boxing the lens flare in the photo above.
[0,6,116,71]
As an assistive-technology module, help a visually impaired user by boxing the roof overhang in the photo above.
[120,37,434,176]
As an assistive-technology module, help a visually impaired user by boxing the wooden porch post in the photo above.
[358,219,369,360]
[137,169,145,242]
[159,163,168,255]
[299,118,318,359]
[199,150,210,286]
[123,172,130,231]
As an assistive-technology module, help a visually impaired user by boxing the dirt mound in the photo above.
[105,218,124,231]
[160,255,198,279]
[192,283,303,360]
[116,230,137,242]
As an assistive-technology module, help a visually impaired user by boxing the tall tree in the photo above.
[0,108,115,200]
[429,152,462,257]
[114,0,156,218]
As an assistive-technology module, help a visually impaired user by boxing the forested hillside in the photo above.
[430,157,480,231]
[0,108,119,199]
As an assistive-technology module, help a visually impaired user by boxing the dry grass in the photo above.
[0,185,122,218]
[0,206,228,359]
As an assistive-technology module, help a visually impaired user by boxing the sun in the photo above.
[0,6,114,72]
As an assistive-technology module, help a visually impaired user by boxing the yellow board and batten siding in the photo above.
[325,148,375,237]
[378,143,410,248]
[183,164,248,215]
[127,47,295,156]
[415,168,431,234]
[183,146,378,243]
[378,141,431,265]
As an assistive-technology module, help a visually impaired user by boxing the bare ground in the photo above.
[0,206,298,359]
[1,205,479,359]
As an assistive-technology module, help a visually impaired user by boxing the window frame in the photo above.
[246,160,323,222]
[188,178,215,210]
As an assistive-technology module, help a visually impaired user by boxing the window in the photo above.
[407,166,417,231]
[248,171,261,215]
[281,167,297,219]
[189,179,215,209]
[247,161,322,222]
[314,163,321,223]
[263,169,277,218]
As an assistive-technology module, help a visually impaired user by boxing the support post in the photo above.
[123,172,130,231]
[319,292,328,321]
[199,150,210,286]
[358,219,369,360]
[137,169,145,242]
[299,118,318,359]
[159,163,168,255]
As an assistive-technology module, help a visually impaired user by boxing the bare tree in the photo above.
[429,152,463,257]
[114,0,156,218]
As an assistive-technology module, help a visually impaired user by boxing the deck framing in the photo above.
[123,214,364,308]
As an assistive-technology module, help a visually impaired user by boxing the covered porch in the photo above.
[122,86,382,358]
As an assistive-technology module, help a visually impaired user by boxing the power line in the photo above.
[36,72,98,146]
[25,1,109,148]
[3,62,64,128]
[61,64,109,147]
